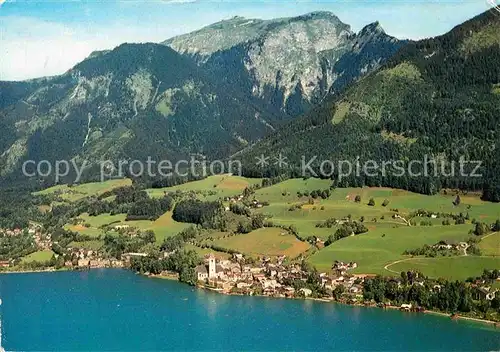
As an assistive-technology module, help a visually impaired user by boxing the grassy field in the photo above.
[254,182,409,240]
[247,179,499,279]
[256,201,403,241]
[35,175,498,280]
[35,178,131,202]
[68,240,104,250]
[256,181,500,220]
[63,213,126,238]
[183,244,231,260]
[254,182,500,240]
[387,256,500,281]
[64,211,190,243]
[147,175,261,201]
[309,225,474,274]
[478,232,500,256]
[147,211,192,242]
[21,250,54,264]
[212,227,310,258]
[57,175,255,243]
[64,224,103,238]
[79,213,126,228]
[113,211,191,243]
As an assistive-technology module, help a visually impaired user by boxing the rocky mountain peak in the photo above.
[292,11,343,23]
[164,12,401,117]
[351,21,399,53]
[360,21,385,35]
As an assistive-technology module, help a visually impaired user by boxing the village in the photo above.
[192,252,365,300]
[0,223,497,313]
[0,223,52,250]
[0,222,125,270]
[189,252,499,311]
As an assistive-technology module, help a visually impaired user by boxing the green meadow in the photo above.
[387,256,499,281]
[478,232,500,256]
[35,178,132,202]
[39,175,498,280]
[79,213,127,228]
[183,243,231,260]
[248,179,499,279]
[65,211,190,243]
[211,227,310,258]
[63,224,103,238]
[147,175,261,201]
[309,225,474,274]
[68,240,104,251]
[21,250,54,264]
[64,213,126,238]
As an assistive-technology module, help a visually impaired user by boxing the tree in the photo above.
[332,285,345,300]
[453,195,461,206]
[368,198,375,206]
[172,199,223,228]
[237,221,253,234]
[354,195,361,203]
[324,234,336,247]
[141,230,156,244]
[491,296,500,310]
[251,214,265,230]
[492,219,500,232]
[476,299,490,318]
[179,265,197,286]
[473,222,488,236]
[455,214,466,225]
[321,189,331,199]
[382,199,390,207]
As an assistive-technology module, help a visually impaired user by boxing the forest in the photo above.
[172,199,225,228]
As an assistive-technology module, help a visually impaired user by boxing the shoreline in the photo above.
[191,280,499,328]
[0,266,117,275]
[2,267,498,328]
[192,279,500,328]
[423,310,500,327]
[0,267,67,274]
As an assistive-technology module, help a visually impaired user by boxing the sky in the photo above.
[0,0,496,81]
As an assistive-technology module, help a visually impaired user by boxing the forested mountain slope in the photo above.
[0,43,279,183]
[238,9,500,201]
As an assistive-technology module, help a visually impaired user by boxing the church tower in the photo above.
[208,254,216,279]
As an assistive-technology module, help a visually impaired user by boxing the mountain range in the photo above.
[164,12,404,118]
[0,9,499,201]
[0,12,403,183]
[237,9,500,201]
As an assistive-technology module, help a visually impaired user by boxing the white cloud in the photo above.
[0,2,489,81]
[0,16,193,81]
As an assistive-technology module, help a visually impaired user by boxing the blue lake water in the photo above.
[0,269,498,351]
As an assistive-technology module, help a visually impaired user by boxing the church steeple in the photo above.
[208,254,217,279]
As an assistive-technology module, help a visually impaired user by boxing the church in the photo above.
[195,254,224,282]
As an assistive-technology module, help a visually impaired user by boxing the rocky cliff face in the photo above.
[164,12,404,118]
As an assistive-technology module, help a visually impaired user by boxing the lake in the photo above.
[0,269,498,351]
